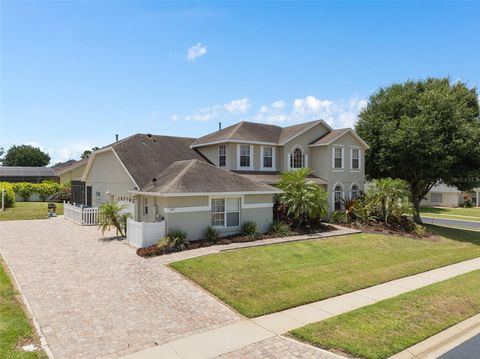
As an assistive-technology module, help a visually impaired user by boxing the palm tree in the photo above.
[98,202,128,237]
[367,178,413,224]
[278,168,328,226]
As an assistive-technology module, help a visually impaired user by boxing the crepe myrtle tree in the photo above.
[356,78,480,222]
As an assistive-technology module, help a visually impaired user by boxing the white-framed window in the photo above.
[211,197,240,227]
[237,144,252,169]
[333,183,343,211]
[351,148,360,170]
[431,193,443,203]
[332,147,344,169]
[143,198,149,215]
[290,147,304,169]
[218,145,226,167]
[351,183,360,199]
[261,146,275,170]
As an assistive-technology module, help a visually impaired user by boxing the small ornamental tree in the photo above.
[356,78,480,222]
[278,168,328,226]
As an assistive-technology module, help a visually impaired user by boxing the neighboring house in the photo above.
[0,166,58,183]
[72,120,368,240]
[421,183,480,207]
[54,158,88,184]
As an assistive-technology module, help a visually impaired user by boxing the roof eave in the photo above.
[129,189,283,197]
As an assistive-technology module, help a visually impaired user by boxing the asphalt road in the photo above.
[421,216,480,230]
[438,334,480,359]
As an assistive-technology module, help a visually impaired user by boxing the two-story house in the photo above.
[76,120,368,240]
[190,120,369,211]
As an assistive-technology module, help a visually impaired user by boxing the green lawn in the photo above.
[420,206,480,221]
[0,261,44,358]
[171,226,480,317]
[0,202,63,221]
[291,270,480,359]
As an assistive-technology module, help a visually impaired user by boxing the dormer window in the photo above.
[218,145,226,167]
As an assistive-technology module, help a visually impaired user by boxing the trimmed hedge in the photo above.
[0,182,16,208]
[4,181,71,203]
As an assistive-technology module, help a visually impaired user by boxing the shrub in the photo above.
[0,182,16,208]
[331,210,347,224]
[269,221,290,236]
[160,228,188,252]
[53,182,72,202]
[414,223,428,237]
[14,182,34,201]
[241,221,257,236]
[204,225,220,243]
[98,202,128,237]
[37,181,60,201]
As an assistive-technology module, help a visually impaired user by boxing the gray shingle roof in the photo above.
[111,134,209,189]
[53,158,88,175]
[0,166,56,177]
[234,171,328,186]
[191,120,325,147]
[139,159,281,194]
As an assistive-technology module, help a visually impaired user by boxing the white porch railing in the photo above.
[127,218,166,248]
[63,202,99,225]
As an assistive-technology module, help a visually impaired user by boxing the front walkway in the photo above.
[122,257,480,359]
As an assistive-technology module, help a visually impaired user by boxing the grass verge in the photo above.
[420,206,480,221]
[171,226,480,317]
[0,259,44,358]
[290,270,480,359]
[0,202,64,221]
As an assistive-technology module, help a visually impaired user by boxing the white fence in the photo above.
[127,218,166,248]
[63,202,99,225]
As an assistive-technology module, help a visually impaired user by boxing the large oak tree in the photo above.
[356,78,480,222]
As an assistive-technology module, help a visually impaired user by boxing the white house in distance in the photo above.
[421,183,479,208]
[64,119,368,241]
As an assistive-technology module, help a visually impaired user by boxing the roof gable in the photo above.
[309,128,370,149]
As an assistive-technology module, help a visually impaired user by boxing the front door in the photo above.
[86,186,92,206]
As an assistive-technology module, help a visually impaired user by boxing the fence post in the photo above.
[1,189,4,212]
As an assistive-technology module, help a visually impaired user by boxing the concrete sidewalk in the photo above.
[122,257,480,359]
[390,313,480,359]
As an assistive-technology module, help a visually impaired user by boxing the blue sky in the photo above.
[1,1,479,164]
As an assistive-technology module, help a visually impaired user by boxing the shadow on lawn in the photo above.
[426,224,480,245]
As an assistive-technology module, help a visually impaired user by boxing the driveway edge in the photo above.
[0,248,55,359]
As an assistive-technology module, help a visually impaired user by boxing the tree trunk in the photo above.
[413,204,422,223]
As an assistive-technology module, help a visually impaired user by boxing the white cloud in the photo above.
[186,43,207,61]
[224,98,250,114]
[177,98,251,122]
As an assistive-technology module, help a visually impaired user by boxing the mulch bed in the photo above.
[136,223,336,258]
[344,222,436,241]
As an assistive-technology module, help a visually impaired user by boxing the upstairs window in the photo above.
[351,148,360,170]
[333,147,343,169]
[262,146,273,169]
[239,145,251,168]
[218,145,226,167]
[291,148,304,169]
[143,198,149,215]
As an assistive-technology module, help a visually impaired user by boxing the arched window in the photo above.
[351,184,359,199]
[334,184,343,211]
[290,147,304,169]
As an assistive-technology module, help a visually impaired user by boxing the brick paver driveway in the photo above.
[0,217,240,358]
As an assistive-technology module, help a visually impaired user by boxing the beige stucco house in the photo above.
[71,119,368,241]
[420,183,479,207]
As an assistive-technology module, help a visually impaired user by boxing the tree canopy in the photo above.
[356,78,480,221]
[2,145,51,167]
[81,147,100,159]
